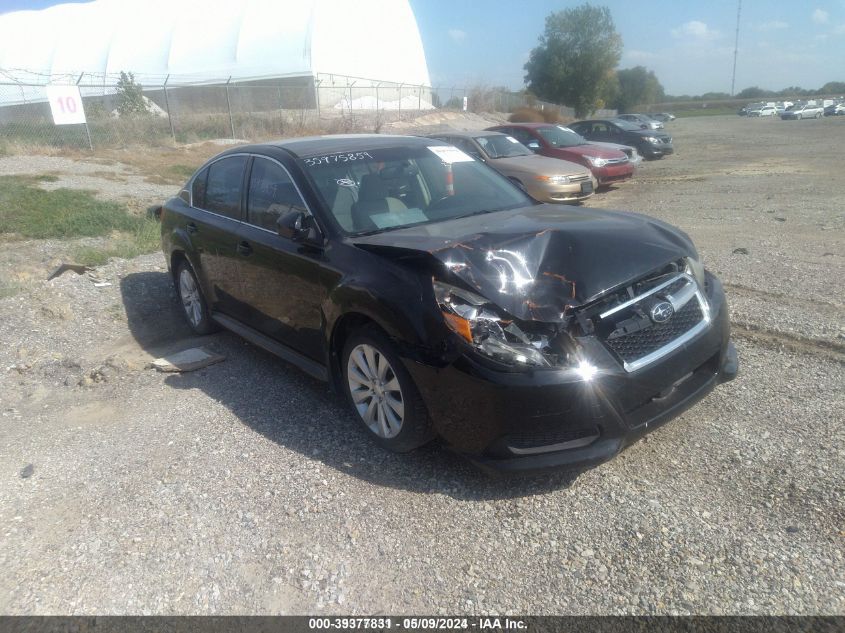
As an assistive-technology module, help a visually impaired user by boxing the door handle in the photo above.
[237,241,253,256]
[186,222,198,234]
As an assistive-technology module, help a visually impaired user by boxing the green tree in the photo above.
[736,86,770,99]
[819,81,845,94]
[115,71,149,117]
[610,66,664,112]
[524,4,623,117]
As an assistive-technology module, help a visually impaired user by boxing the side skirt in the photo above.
[211,312,329,382]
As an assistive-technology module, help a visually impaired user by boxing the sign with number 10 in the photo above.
[46,85,87,125]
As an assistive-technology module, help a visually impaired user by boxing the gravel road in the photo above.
[0,115,842,615]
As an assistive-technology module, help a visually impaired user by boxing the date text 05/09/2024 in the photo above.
[308,617,528,630]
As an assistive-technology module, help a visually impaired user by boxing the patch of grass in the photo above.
[0,175,138,239]
[72,216,161,266]
[0,279,23,299]
[144,163,197,185]
[33,173,60,182]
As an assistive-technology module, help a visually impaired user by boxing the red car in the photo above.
[486,123,634,186]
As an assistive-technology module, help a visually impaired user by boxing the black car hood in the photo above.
[349,204,697,322]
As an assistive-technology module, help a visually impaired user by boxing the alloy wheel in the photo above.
[346,343,404,438]
[179,267,203,327]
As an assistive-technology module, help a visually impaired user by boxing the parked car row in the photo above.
[157,131,736,474]
[423,119,674,206]
[738,99,844,120]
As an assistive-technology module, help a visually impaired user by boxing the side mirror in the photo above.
[277,210,313,242]
[526,141,540,151]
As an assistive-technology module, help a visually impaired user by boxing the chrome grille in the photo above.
[595,274,710,372]
[569,174,590,182]
[606,156,629,164]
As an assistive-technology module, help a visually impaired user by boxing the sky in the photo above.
[1,0,844,95]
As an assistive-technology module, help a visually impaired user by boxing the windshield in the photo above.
[475,135,532,158]
[611,118,642,131]
[300,145,530,235]
[536,126,586,148]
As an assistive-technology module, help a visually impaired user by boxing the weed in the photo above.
[72,216,160,266]
[0,175,137,239]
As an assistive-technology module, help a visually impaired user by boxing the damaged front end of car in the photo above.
[352,206,738,473]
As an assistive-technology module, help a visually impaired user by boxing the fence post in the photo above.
[418,84,423,111]
[398,83,404,119]
[76,72,93,150]
[348,80,356,114]
[163,74,176,142]
[314,78,322,118]
[225,76,235,139]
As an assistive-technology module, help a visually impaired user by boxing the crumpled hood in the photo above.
[350,204,697,322]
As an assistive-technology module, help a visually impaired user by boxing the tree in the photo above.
[819,81,845,95]
[115,71,149,117]
[524,4,622,117]
[609,66,664,112]
[736,86,769,99]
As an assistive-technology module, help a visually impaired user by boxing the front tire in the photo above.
[342,326,434,452]
[175,260,217,335]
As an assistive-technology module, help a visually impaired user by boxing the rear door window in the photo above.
[246,157,308,232]
[204,156,247,219]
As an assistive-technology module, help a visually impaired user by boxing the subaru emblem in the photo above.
[650,301,674,324]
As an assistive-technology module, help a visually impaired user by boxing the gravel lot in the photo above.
[0,115,843,615]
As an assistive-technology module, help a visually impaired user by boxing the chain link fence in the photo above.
[0,71,614,151]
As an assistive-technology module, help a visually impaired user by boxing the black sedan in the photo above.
[569,119,674,160]
[158,135,736,474]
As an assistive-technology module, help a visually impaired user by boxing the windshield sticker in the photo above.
[336,178,356,187]
[506,136,520,143]
[303,152,373,167]
[427,146,474,164]
[370,208,428,229]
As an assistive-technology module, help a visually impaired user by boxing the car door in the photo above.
[188,155,248,318]
[235,155,329,361]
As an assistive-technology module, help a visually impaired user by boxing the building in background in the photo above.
[0,0,432,110]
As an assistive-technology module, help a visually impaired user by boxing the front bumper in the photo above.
[404,272,737,474]
[593,162,635,185]
[528,178,598,204]
[641,144,674,158]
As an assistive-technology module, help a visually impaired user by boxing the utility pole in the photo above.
[730,0,742,96]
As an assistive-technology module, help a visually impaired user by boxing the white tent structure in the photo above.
[0,0,431,106]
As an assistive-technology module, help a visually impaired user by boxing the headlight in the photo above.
[535,174,570,184]
[587,156,608,168]
[644,136,660,144]
[684,257,706,288]
[433,280,552,367]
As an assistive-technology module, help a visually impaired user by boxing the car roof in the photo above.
[244,134,450,158]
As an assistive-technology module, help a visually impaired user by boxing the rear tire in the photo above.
[342,326,434,453]
[175,260,217,335]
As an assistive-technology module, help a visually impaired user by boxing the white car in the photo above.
[781,104,824,120]
[748,105,778,117]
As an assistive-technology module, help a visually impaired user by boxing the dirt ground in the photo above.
[0,114,842,615]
